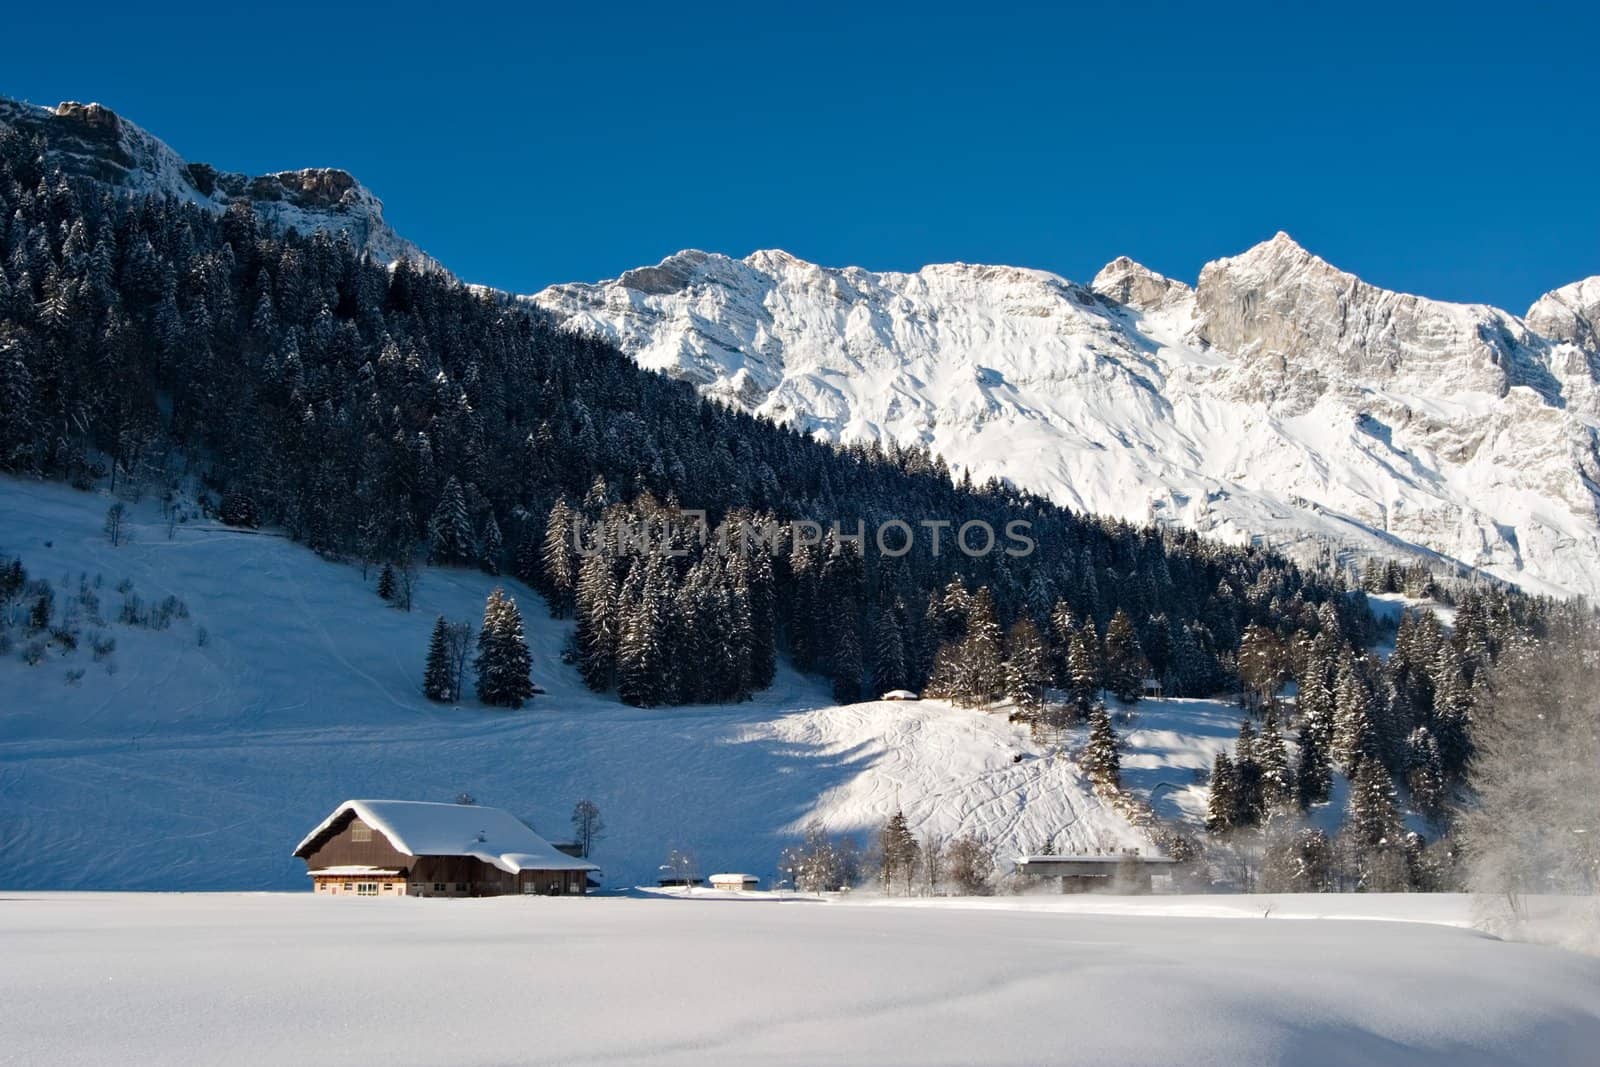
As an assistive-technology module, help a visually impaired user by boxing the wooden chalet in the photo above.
[294,799,599,897]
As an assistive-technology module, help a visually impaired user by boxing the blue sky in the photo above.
[5,1,1597,309]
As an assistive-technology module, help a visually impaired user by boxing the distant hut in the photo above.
[709,873,760,892]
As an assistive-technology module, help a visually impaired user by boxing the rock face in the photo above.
[0,97,427,267]
[535,238,1600,600]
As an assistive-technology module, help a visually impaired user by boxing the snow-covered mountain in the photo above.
[0,97,426,266]
[534,238,1600,599]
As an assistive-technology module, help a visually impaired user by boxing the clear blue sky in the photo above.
[5,0,1597,310]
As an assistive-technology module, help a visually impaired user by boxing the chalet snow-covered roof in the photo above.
[294,800,598,874]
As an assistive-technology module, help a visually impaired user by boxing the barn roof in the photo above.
[294,799,599,874]
[1014,854,1178,867]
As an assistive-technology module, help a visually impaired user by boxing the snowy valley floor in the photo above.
[3,892,1599,1066]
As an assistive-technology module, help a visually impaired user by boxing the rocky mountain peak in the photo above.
[1527,276,1600,352]
[1090,255,1193,313]
[0,94,427,269]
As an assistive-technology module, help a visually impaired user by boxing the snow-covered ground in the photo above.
[4,892,1598,1066]
[0,477,1146,891]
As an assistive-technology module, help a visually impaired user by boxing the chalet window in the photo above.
[351,825,372,842]
[356,882,379,896]
[433,883,445,892]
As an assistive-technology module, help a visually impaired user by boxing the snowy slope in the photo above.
[0,478,1144,890]
[0,97,427,267]
[6,893,1599,1066]
[533,239,1600,599]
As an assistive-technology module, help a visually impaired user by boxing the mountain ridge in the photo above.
[533,240,1600,599]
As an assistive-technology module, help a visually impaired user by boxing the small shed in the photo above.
[881,689,920,701]
[1140,677,1164,700]
[709,873,759,892]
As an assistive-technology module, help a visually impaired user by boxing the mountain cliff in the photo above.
[534,238,1600,599]
[0,97,426,266]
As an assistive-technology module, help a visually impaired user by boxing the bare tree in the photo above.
[947,832,996,895]
[104,503,126,547]
[662,848,699,889]
[571,799,605,858]
[1462,637,1600,942]
[921,830,944,896]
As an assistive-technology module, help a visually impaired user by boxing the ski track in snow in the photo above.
[0,477,1282,890]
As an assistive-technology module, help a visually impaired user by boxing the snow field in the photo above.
[3,892,1599,1066]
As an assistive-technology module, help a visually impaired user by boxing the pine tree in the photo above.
[1333,658,1377,773]
[1206,752,1237,834]
[428,476,474,564]
[1256,706,1295,811]
[480,513,503,574]
[1404,725,1447,824]
[1237,623,1287,710]
[1231,720,1264,827]
[1004,617,1048,712]
[618,561,669,708]
[832,620,863,703]
[1082,702,1121,789]
[1295,726,1333,808]
[871,607,907,696]
[964,588,1005,702]
[879,808,920,896]
[1066,622,1101,712]
[1347,758,1402,849]
[423,615,454,701]
[541,498,578,618]
[574,550,618,691]
[1103,609,1146,703]
[474,588,534,708]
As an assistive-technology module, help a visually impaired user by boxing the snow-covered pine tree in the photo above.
[1346,757,1402,849]
[617,561,670,707]
[1295,727,1333,809]
[1048,599,1077,686]
[428,476,475,564]
[1404,725,1446,823]
[1236,623,1287,711]
[540,498,578,618]
[1103,608,1146,704]
[1004,616,1048,712]
[871,606,907,696]
[1256,706,1295,812]
[1082,701,1121,789]
[1205,751,1236,834]
[1066,621,1101,712]
[831,617,863,703]
[474,588,534,708]
[480,513,503,575]
[423,615,454,702]
[574,549,617,691]
[1333,658,1378,773]
[965,588,1005,702]
[1429,641,1473,779]
[1231,720,1264,827]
